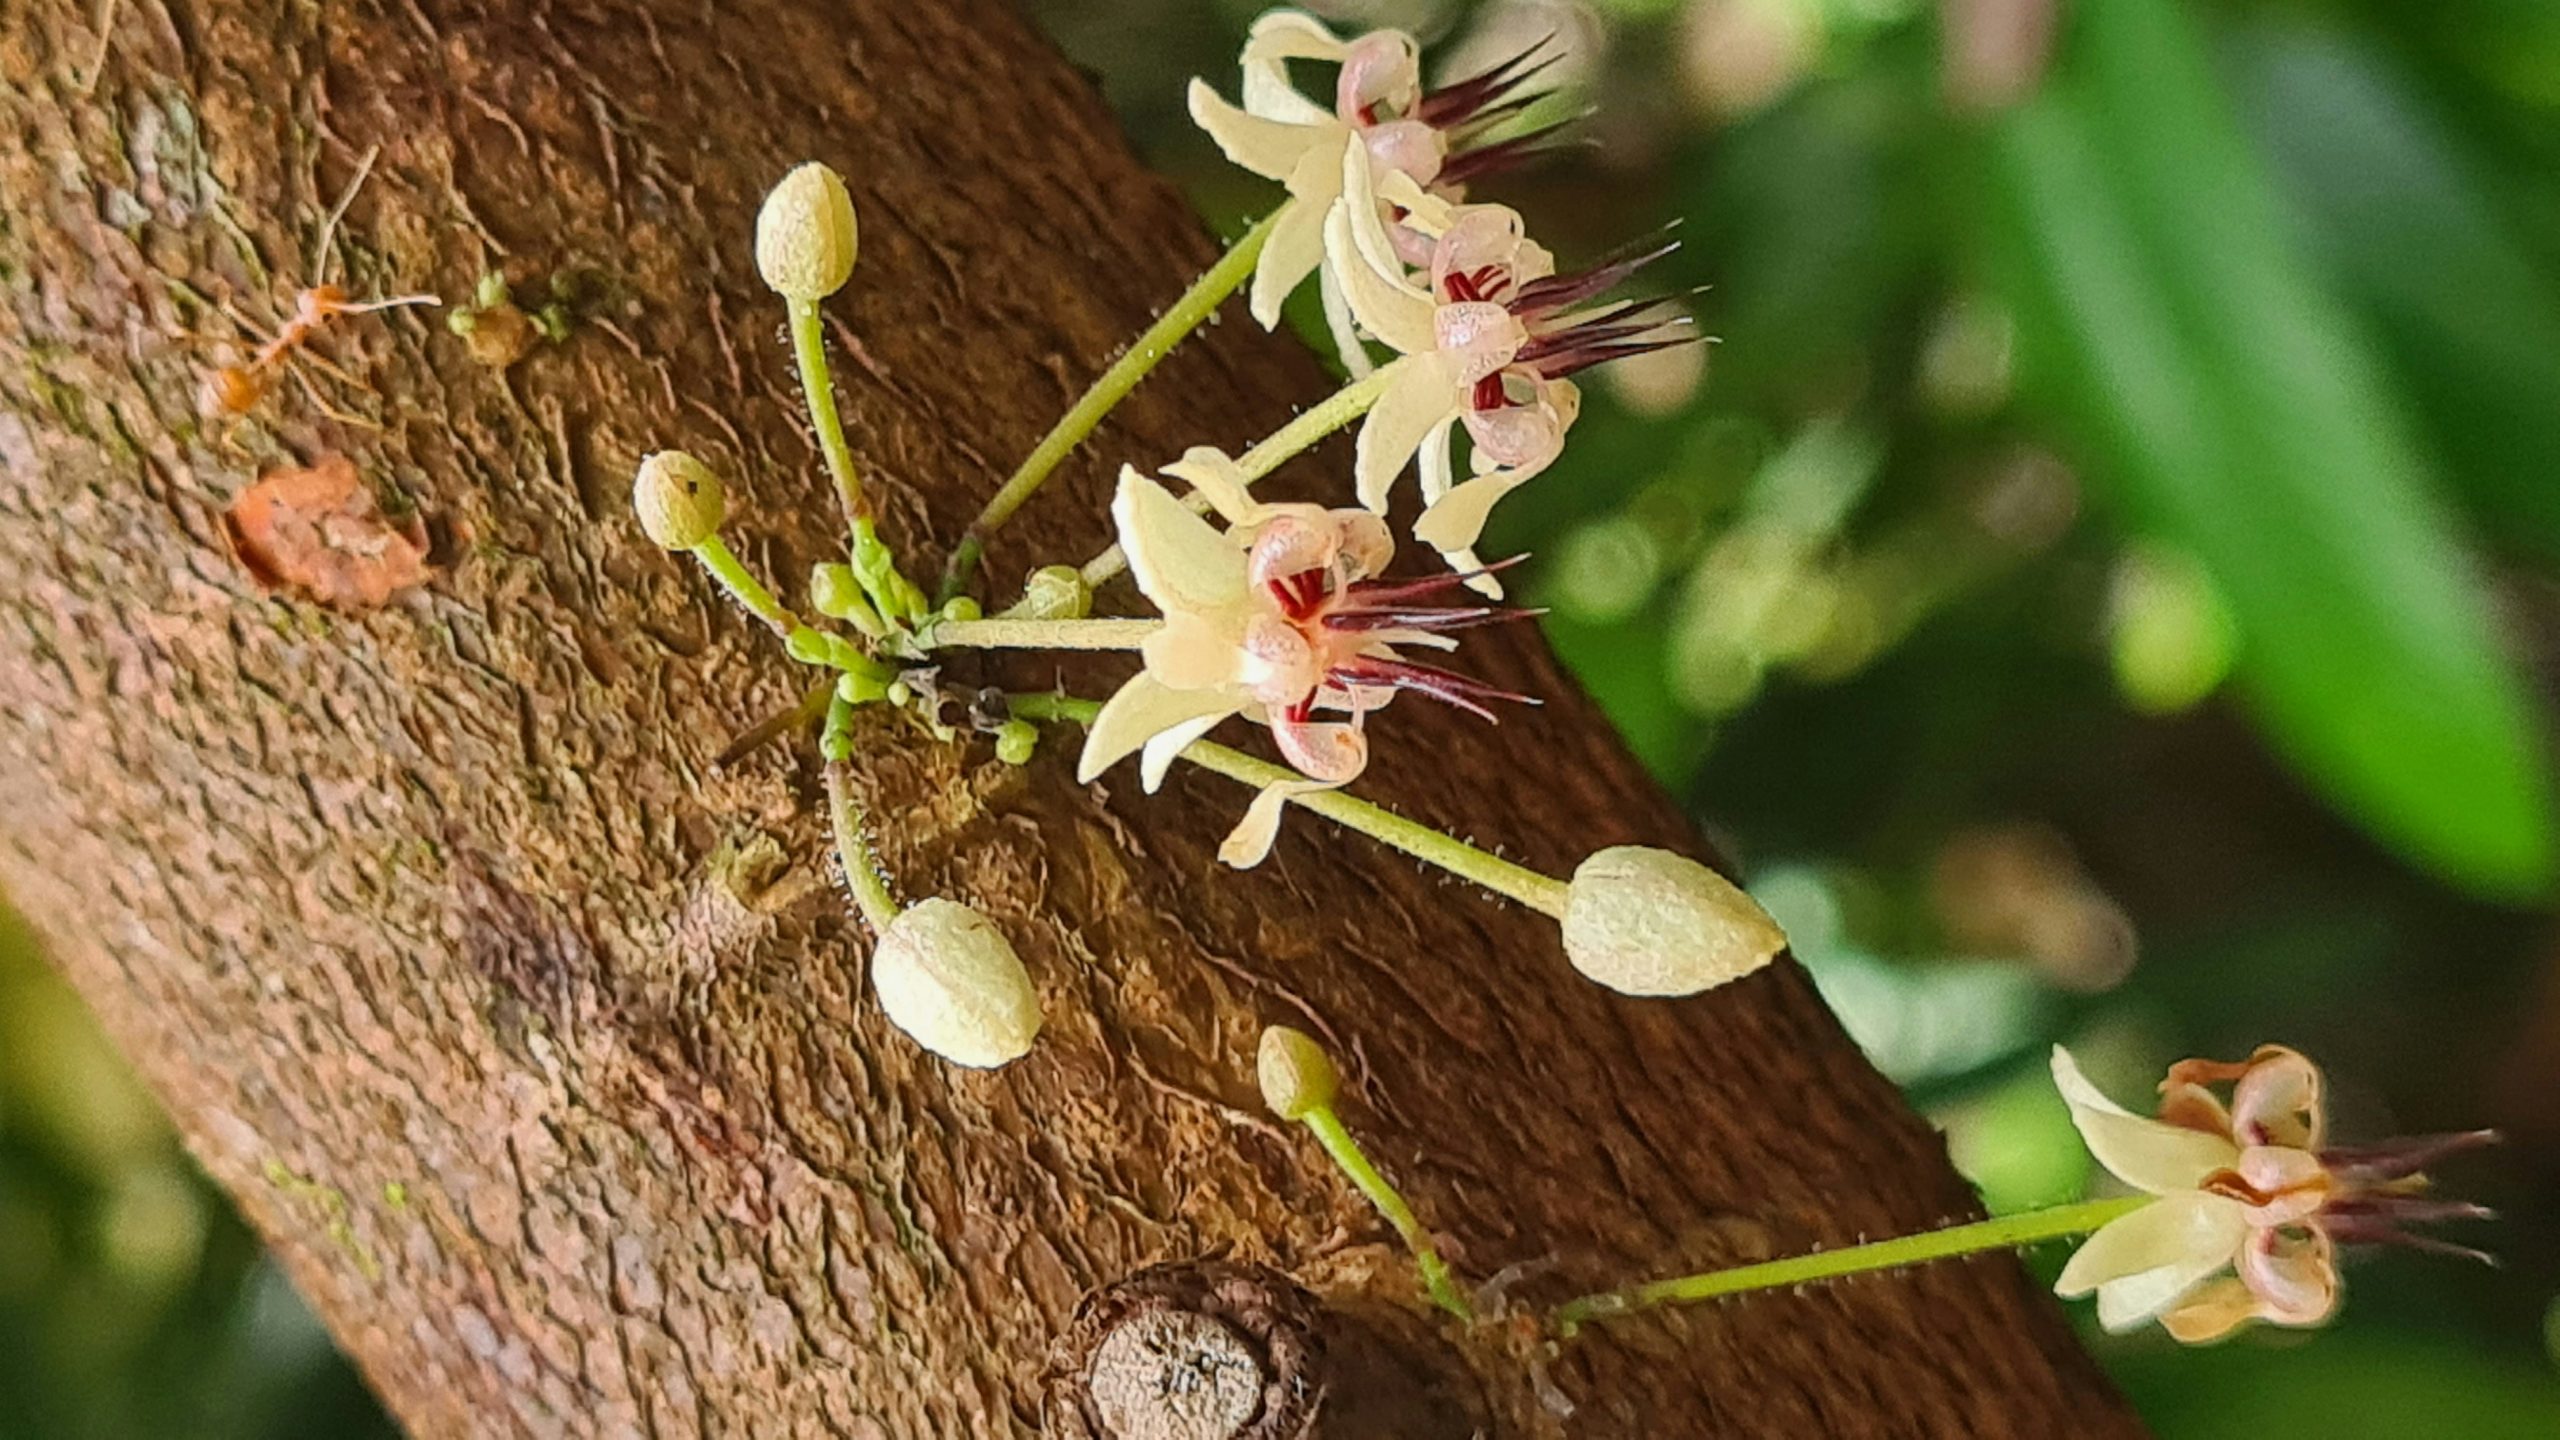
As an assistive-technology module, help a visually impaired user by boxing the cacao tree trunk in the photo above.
[0,0,2146,1435]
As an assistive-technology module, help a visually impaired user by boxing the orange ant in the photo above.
[197,146,440,425]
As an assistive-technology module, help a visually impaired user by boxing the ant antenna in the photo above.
[312,144,380,285]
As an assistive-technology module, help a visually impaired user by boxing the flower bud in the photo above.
[993,719,1038,766]
[756,162,859,301]
[1256,1025,1338,1120]
[1561,846,1786,997]
[633,450,724,550]
[1019,564,1093,621]
[871,898,1042,1068]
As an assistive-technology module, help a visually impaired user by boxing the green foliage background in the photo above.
[4,0,2558,1433]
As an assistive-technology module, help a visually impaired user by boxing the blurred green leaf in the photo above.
[2110,1331,2560,1440]
[1973,0,2556,900]
[2235,23,2560,562]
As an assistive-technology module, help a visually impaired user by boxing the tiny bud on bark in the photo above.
[1255,1025,1337,1121]
[756,161,859,301]
[871,898,1042,1068]
[633,450,725,550]
[1561,846,1786,997]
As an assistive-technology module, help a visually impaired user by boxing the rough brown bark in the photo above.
[0,1,2146,1435]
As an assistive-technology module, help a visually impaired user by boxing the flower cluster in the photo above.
[1078,456,1531,865]
[2052,1044,2494,1342]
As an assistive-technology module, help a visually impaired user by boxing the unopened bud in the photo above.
[1019,564,1093,621]
[756,162,859,301]
[1256,1025,1338,1120]
[1561,846,1786,997]
[633,450,724,550]
[871,899,1042,1068]
[993,719,1038,766]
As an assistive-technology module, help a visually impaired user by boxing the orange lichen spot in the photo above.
[222,453,431,607]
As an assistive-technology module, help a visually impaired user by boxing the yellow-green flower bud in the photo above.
[993,720,1037,766]
[756,162,859,302]
[941,595,984,623]
[633,450,724,550]
[1018,564,1093,621]
[1561,846,1787,997]
[1256,1025,1338,1121]
[870,898,1042,1068]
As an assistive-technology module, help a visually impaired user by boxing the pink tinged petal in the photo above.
[1361,120,1446,186]
[1188,78,1320,182]
[2051,1046,2243,1194]
[2235,1227,2340,1326]
[2055,1192,2254,1332]
[2229,1046,2326,1151]
[1247,513,1348,591]
[1335,30,1423,122]
[1251,182,1334,328]
[1115,469,1250,619]
[1237,615,1321,709]
[1272,712,1370,784]
[1217,779,1335,869]
[1431,205,1539,296]
[1162,446,1263,527]
[2232,1145,2333,1227]
[1355,353,1464,512]
[1240,10,1348,124]
[1333,511,1395,581]
[1434,301,1530,384]
[1139,711,1228,792]
[1077,673,1245,785]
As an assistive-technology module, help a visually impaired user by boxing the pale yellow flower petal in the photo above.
[1217,778,1335,868]
[1250,188,1333,329]
[1324,188,1438,355]
[1078,672,1244,784]
[1241,9,1347,124]
[1412,470,1523,554]
[1377,168,1456,237]
[1317,262,1376,378]
[1354,353,1462,512]
[1161,446,1263,527]
[1188,77,1316,182]
[2054,1192,2252,1332]
[1142,611,1245,692]
[1416,418,1500,597]
[1115,468,1249,619]
[1140,711,1230,793]
[2156,1277,2265,1345]
[2051,1046,2242,1195]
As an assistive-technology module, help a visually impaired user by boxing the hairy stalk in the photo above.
[1075,365,1395,591]
[688,536,799,636]
[1006,691,1570,916]
[941,211,1281,601]
[926,617,1158,651]
[823,753,902,933]
[787,296,866,530]
[1551,1195,2153,1337]
[1302,1104,1472,1321]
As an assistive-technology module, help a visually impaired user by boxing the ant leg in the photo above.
[312,144,381,286]
[284,360,381,430]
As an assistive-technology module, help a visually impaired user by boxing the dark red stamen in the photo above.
[2322,1130,2503,1184]
[1338,555,1532,608]
[1414,35,1565,129]
[1328,655,1538,723]
[1511,232,1682,318]
[1324,604,1543,633]
[1471,372,1507,410]
[1438,116,1588,187]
